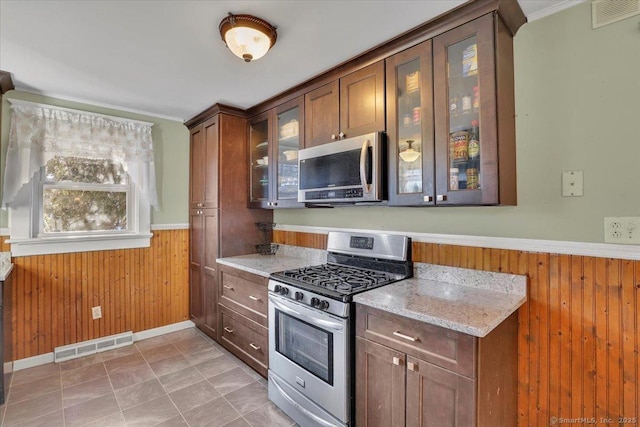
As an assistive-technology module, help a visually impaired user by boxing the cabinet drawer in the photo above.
[219,306,268,377]
[218,265,268,327]
[356,304,475,377]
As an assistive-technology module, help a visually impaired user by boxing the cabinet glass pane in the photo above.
[276,107,300,200]
[250,119,269,201]
[446,35,481,192]
[396,58,423,194]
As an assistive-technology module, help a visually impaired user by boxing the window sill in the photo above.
[6,233,153,256]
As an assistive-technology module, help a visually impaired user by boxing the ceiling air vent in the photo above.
[592,0,640,29]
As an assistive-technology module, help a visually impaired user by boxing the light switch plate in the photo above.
[562,171,583,197]
[604,217,640,244]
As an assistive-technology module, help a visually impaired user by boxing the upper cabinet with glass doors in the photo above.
[249,97,304,209]
[388,13,518,207]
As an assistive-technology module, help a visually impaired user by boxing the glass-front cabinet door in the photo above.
[249,111,270,206]
[272,97,304,208]
[386,40,434,206]
[433,15,499,205]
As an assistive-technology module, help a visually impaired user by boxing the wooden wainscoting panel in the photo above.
[0,229,189,361]
[274,230,640,426]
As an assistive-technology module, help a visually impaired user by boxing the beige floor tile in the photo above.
[103,352,146,375]
[164,328,201,343]
[3,390,62,427]
[122,395,180,426]
[173,336,215,353]
[207,367,256,395]
[222,417,252,427]
[181,345,224,365]
[243,402,294,427]
[82,411,127,427]
[59,354,103,372]
[181,397,241,427]
[11,409,64,427]
[195,355,239,379]
[148,354,191,377]
[63,392,120,427]
[158,365,206,393]
[10,364,60,387]
[140,343,181,363]
[7,374,61,404]
[224,382,269,415]
[156,415,189,426]
[99,344,140,362]
[62,376,113,408]
[61,362,108,387]
[169,380,220,413]
[108,362,155,390]
[114,378,165,410]
[134,335,170,352]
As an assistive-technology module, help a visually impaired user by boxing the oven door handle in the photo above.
[359,138,371,194]
[269,295,344,332]
[270,374,340,427]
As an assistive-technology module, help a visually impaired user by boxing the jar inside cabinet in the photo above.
[446,35,482,193]
[249,116,269,202]
[275,106,300,201]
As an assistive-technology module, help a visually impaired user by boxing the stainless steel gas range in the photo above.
[267,231,412,427]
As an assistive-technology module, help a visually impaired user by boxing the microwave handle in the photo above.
[360,139,370,194]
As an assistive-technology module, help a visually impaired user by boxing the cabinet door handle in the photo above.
[407,361,418,372]
[223,285,234,291]
[423,195,433,202]
[249,343,261,351]
[392,357,401,366]
[248,295,261,301]
[436,194,447,202]
[272,202,278,207]
[224,327,234,334]
[338,132,345,139]
[393,331,419,342]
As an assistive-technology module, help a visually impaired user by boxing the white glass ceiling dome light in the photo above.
[219,13,277,62]
[399,140,421,163]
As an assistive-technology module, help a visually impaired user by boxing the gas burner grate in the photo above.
[280,264,395,294]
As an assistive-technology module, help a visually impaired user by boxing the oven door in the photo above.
[268,292,350,423]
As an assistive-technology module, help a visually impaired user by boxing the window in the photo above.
[39,156,130,235]
[3,100,156,256]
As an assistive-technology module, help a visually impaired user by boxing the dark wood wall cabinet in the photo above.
[187,108,272,340]
[218,264,269,377]
[355,304,518,427]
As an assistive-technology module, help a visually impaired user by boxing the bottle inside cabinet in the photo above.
[396,59,424,194]
[250,119,269,201]
[446,34,481,192]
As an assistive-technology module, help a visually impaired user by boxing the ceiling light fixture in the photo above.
[399,140,421,163]
[219,13,277,62]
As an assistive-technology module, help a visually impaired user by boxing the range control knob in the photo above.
[279,286,289,296]
[294,291,304,301]
[319,300,330,310]
[310,297,320,308]
[273,285,282,293]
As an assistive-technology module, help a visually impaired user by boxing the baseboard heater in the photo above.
[53,331,134,363]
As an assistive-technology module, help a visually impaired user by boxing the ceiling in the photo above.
[0,0,581,122]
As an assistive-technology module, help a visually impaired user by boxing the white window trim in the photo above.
[6,170,151,256]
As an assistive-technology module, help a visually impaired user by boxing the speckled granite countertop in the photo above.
[216,245,325,278]
[354,263,527,338]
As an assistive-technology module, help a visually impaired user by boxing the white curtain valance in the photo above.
[2,101,158,208]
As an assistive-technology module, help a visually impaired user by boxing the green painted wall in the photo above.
[275,2,640,244]
[0,91,189,226]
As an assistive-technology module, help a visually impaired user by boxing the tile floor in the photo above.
[0,328,297,427]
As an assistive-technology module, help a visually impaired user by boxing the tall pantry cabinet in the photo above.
[187,106,272,340]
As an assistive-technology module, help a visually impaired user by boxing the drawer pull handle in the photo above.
[392,357,401,366]
[407,362,418,372]
[249,343,261,351]
[223,285,234,291]
[248,295,261,301]
[224,327,234,334]
[393,331,419,342]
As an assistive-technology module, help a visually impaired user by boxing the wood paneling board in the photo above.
[274,230,640,425]
[0,229,189,360]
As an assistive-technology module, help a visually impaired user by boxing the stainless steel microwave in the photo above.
[298,132,385,204]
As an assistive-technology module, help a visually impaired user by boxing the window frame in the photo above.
[7,161,151,256]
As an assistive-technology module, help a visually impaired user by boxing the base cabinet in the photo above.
[355,304,517,427]
[218,264,269,377]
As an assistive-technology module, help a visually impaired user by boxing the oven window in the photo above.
[275,309,334,385]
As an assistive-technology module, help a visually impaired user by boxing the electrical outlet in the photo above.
[604,217,640,244]
[92,306,102,320]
